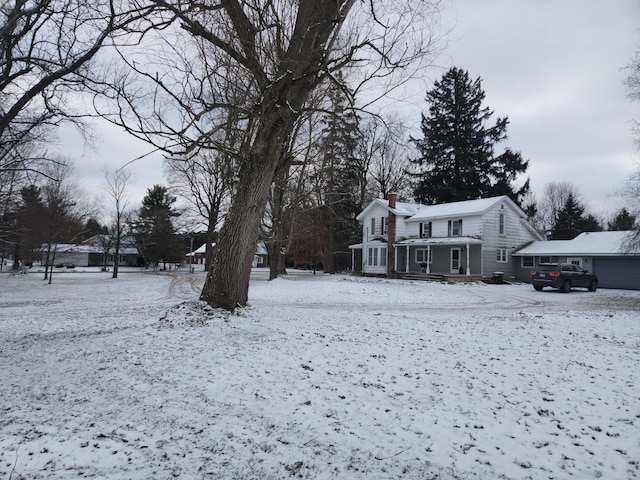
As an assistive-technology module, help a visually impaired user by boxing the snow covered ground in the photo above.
[1,268,639,479]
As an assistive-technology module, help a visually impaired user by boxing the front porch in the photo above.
[390,271,483,283]
[393,237,483,276]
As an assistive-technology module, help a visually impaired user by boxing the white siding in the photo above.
[400,220,420,239]
[410,215,483,238]
[361,204,390,240]
[481,203,540,277]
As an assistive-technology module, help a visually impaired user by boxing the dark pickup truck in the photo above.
[530,263,598,293]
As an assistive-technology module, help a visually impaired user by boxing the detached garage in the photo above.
[513,231,640,290]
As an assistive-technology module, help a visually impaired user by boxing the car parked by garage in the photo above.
[530,263,598,292]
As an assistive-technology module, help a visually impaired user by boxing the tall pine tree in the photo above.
[549,192,600,240]
[134,185,181,269]
[412,67,530,205]
[608,207,636,231]
[316,77,364,273]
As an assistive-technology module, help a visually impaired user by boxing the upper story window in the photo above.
[499,212,505,235]
[496,248,508,263]
[370,216,388,236]
[448,219,463,237]
[420,221,432,238]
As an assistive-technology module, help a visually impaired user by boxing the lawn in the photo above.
[1,269,639,479]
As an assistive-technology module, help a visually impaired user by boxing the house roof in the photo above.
[355,195,543,241]
[187,241,267,256]
[355,198,418,221]
[42,243,140,255]
[513,231,640,257]
[395,236,483,247]
[407,195,525,222]
[357,195,527,222]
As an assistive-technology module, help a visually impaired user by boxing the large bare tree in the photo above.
[623,45,640,247]
[0,0,155,174]
[103,166,132,278]
[89,0,440,310]
[364,115,413,202]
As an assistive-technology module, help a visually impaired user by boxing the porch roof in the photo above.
[349,238,387,250]
[394,236,483,247]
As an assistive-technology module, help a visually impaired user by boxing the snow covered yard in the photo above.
[1,270,639,479]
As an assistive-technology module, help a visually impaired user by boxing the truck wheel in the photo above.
[588,280,597,292]
[561,280,571,293]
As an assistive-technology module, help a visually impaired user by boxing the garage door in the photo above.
[593,257,640,290]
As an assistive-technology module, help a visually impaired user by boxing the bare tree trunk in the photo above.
[267,164,291,280]
[200,145,280,309]
[113,236,120,278]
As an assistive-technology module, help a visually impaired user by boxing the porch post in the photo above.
[405,246,410,273]
[394,245,398,272]
[427,245,431,274]
[466,243,470,275]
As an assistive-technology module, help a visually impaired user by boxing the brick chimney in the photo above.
[387,193,397,276]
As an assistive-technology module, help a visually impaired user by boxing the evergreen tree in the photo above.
[84,218,107,239]
[549,192,596,240]
[608,207,636,230]
[412,67,530,205]
[316,77,364,273]
[134,185,181,268]
[15,185,47,265]
[582,214,603,233]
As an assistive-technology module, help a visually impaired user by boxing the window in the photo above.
[420,222,432,238]
[416,248,432,264]
[540,256,553,264]
[567,257,582,267]
[521,256,534,268]
[499,213,505,235]
[367,247,387,267]
[370,218,376,236]
[382,216,389,235]
[368,247,377,266]
[496,248,508,263]
[448,219,462,236]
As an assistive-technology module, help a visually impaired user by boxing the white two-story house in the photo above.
[350,194,543,279]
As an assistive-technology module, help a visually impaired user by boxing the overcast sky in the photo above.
[63,0,640,221]
[435,0,640,218]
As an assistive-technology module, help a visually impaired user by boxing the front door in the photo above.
[450,248,460,273]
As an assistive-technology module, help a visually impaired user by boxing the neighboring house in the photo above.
[350,194,543,279]
[253,241,268,268]
[42,235,143,267]
[187,241,268,268]
[513,230,640,290]
[186,243,212,266]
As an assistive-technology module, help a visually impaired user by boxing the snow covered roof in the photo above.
[45,244,99,254]
[355,198,418,221]
[188,242,267,256]
[356,195,529,224]
[187,243,215,256]
[255,241,268,256]
[514,231,640,257]
[408,196,522,222]
[44,243,141,255]
[394,236,483,247]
